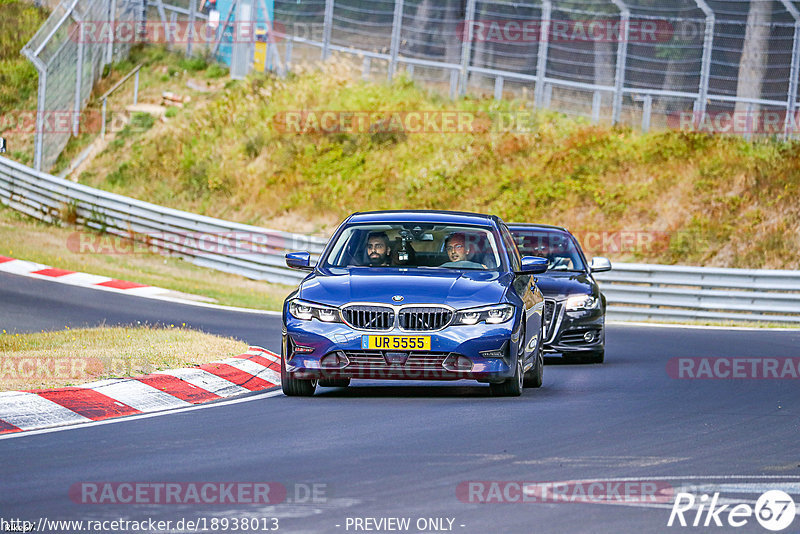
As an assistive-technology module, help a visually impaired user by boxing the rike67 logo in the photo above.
[668,490,797,531]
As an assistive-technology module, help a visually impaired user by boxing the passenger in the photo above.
[365,231,392,266]
[440,233,485,269]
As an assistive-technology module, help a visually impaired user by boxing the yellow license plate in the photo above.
[362,335,431,351]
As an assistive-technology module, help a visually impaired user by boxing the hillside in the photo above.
[27,49,800,269]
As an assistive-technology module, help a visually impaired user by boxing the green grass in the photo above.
[73,58,800,269]
[0,203,293,311]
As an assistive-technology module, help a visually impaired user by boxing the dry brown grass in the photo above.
[0,325,248,391]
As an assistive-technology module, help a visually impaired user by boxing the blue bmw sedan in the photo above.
[281,210,549,397]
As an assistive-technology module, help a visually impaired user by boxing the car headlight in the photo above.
[288,299,342,322]
[565,294,599,311]
[453,304,514,325]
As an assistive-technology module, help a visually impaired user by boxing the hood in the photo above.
[299,267,512,309]
[535,271,597,300]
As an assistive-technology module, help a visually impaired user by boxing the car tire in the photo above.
[524,322,544,388]
[318,378,350,388]
[281,354,317,396]
[490,341,524,397]
[582,349,604,364]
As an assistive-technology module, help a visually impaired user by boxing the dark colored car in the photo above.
[508,223,611,363]
[281,210,550,396]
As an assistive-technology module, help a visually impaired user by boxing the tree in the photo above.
[734,0,773,116]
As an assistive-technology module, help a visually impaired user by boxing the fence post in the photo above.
[322,0,334,60]
[535,0,552,108]
[362,56,371,80]
[694,0,714,126]
[610,0,629,125]
[785,22,800,139]
[388,0,404,81]
[458,0,477,96]
[72,12,84,138]
[187,0,197,57]
[778,1,800,139]
[33,63,46,171]
[106,0,116,65]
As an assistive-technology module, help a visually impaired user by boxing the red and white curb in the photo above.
[0,255,278,314]
[0,346,281,435]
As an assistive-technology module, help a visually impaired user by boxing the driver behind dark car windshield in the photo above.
[439,233,486,269]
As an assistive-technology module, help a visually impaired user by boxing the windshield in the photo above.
[510,229,587,272]
[323,223,502,271]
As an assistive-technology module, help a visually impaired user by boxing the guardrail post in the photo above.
[362,56,371,80]
[494,75,504,100]
[101,97,107,140]
[592,90,602,123]
[322,0,334,60]
[610,0,629,125]
[387,0,404,81]
[458,0,477,96]
[535,0,552,108]
[133,69,140,105]
[641,95,652,132]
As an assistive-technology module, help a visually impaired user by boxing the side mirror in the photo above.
[518,256,549,275]
[286,251,313,271]
[590,256,612,273]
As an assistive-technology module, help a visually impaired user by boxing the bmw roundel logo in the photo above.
[392,295,404,302]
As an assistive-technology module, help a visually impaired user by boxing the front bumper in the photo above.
[283,316,519,382]
[543,300,604,354]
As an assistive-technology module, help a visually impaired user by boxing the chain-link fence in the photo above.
[269,0,800,139]
[20,0,800,171]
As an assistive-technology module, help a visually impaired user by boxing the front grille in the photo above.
[398,307,453,331]
[543,299,561,341]
[343,351,449,370]
[342,305,394,330]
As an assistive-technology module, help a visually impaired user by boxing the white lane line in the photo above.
[82,379,191,411]
[220,358,281,385]
[0,390,284,441]
[0,391,91,430]
[154,368,249,397]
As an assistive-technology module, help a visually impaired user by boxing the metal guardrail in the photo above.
[0,155,327,285]
[2,153,799,322]
[595,263,800,324]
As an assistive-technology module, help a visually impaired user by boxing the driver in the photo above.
[440,233,485,269]
[365,231,392,266]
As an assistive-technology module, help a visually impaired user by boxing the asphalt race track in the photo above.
[1,271,799,533]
